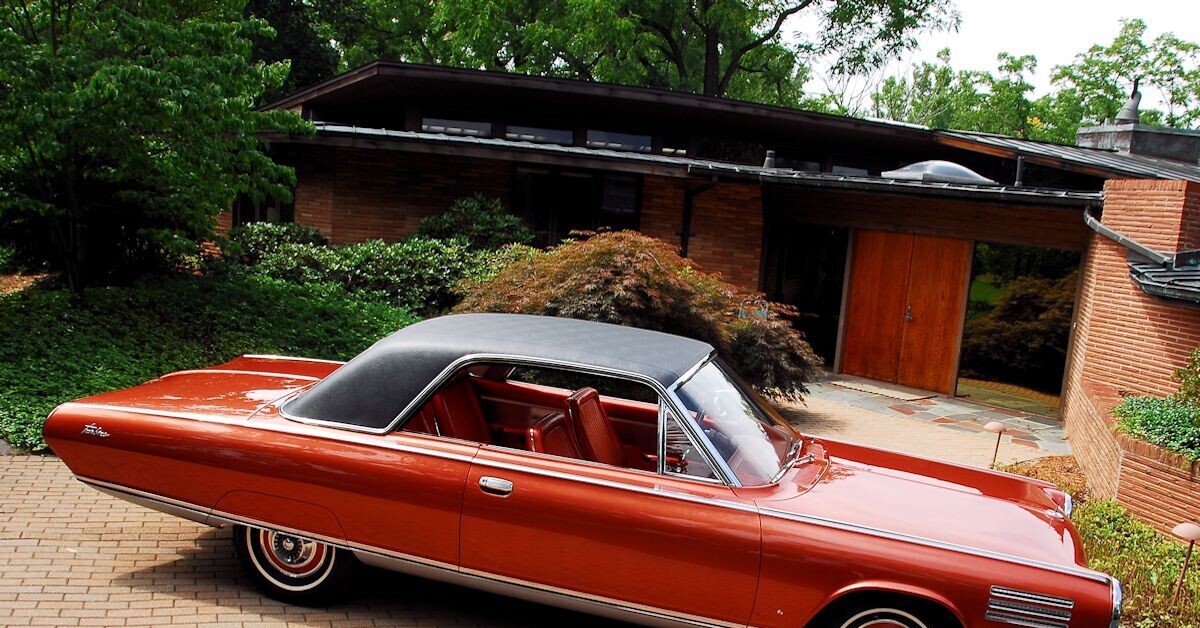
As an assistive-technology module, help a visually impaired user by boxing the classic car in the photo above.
[44,313,1121,628]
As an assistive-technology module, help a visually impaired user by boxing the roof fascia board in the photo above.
[265,132,695,178]
[261,62,383,111]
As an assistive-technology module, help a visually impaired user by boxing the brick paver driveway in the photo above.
[0,456,622,627]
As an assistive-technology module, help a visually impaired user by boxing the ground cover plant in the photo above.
[455,230,819,398]
[0,275,415,451]
[1112,350,1200,462]
[1003,456,1200,627]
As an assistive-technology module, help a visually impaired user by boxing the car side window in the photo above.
[661,408,719,482]
[398,361,663,474]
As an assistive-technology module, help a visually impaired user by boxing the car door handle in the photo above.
[479,476,514,496]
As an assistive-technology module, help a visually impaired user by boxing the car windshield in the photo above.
[673,360,800,486]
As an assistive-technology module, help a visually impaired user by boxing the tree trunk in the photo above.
[703,25,720,96]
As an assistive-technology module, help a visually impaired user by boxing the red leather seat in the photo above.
[404,375,490,443]
[432,376,490,443]
[565,387,626,467]
[526,412,581,459]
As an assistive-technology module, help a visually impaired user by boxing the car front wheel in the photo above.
[233,525,354,605]
[812,594,960,628]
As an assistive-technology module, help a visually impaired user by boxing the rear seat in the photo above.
[403,375,491,443]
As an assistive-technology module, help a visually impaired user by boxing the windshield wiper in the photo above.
[771,441,814,483]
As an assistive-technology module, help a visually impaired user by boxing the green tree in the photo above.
[0,0,310,292]
[329,0,958,105]
[244,0,341,101]
[871,49,1083,144]
[1053,19,1200,128]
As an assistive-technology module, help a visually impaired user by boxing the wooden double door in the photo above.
[840,230,973,394]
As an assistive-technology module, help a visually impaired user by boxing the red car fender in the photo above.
[814,580,967,627]
[211,490,347,544]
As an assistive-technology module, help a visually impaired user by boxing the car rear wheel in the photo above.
[233,525,354,605]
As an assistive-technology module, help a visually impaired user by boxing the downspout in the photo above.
[1082,205,1189,268]
[681,181,716,257]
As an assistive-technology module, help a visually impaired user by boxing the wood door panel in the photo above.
[897,235,973,393]
[840,230,913,382]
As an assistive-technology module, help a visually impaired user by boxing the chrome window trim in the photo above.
[241,354,347,365]
[158,369,321,382]
[659,402,728,485]
[759,506,1113,584]
[76,476,738,628]
[283,351,740,486]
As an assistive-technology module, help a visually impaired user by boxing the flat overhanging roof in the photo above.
[269,124,1102,208]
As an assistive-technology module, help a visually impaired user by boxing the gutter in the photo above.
[1083,206,1200,304]
[1082,206,1200,270]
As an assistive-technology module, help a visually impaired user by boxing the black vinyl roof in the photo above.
[281,313,714,430]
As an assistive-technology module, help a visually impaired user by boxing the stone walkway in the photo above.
[789,374,1070,459]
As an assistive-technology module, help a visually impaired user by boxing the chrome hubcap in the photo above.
[270,532,314,565]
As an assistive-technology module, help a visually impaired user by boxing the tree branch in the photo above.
[718,1,813,95]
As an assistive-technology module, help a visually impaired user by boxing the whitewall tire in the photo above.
[233,525,354,605]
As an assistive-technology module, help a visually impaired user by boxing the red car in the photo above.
[45,313,1120,628]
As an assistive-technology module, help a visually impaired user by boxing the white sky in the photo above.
[794,0,1200,112]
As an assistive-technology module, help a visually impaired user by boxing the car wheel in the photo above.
[813,595,959,628]
[233,525,354,605]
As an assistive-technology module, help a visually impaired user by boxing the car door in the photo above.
[459,405,761,627]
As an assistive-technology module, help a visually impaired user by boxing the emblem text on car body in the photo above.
[80,423,110,438]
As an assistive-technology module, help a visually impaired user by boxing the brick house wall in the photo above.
[1062,179,1200,529]
[289,147,513,244]
[641,176,765,289]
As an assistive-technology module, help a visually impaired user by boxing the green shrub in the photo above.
[1175,348,1200,406]
[960,272,1076,392]
[223,222,328,262]
[413,193,535,250]
[1074,500,1200,627]
[0,244,15,273]
[1113,395,1200,461]
[455,230,819,398]
[0,275,416,451]
[249,237,478,314]
[461,243,542,286]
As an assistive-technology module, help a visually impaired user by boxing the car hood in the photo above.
[758,448,1086,570]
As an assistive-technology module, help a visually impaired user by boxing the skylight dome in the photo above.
[881,160,996,185]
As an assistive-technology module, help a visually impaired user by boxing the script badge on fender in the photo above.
[80,423,110,438]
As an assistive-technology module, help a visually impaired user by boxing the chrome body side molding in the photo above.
[77,476,738,628]
[758,507,1112,585]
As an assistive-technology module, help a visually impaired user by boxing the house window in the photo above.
[232,196,294,226]
[505,125,574,145]
[421,117,493,138]
[514,168,642,246]
[586,130,652,153]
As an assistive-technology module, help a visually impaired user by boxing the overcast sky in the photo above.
[794,0,1200,111]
